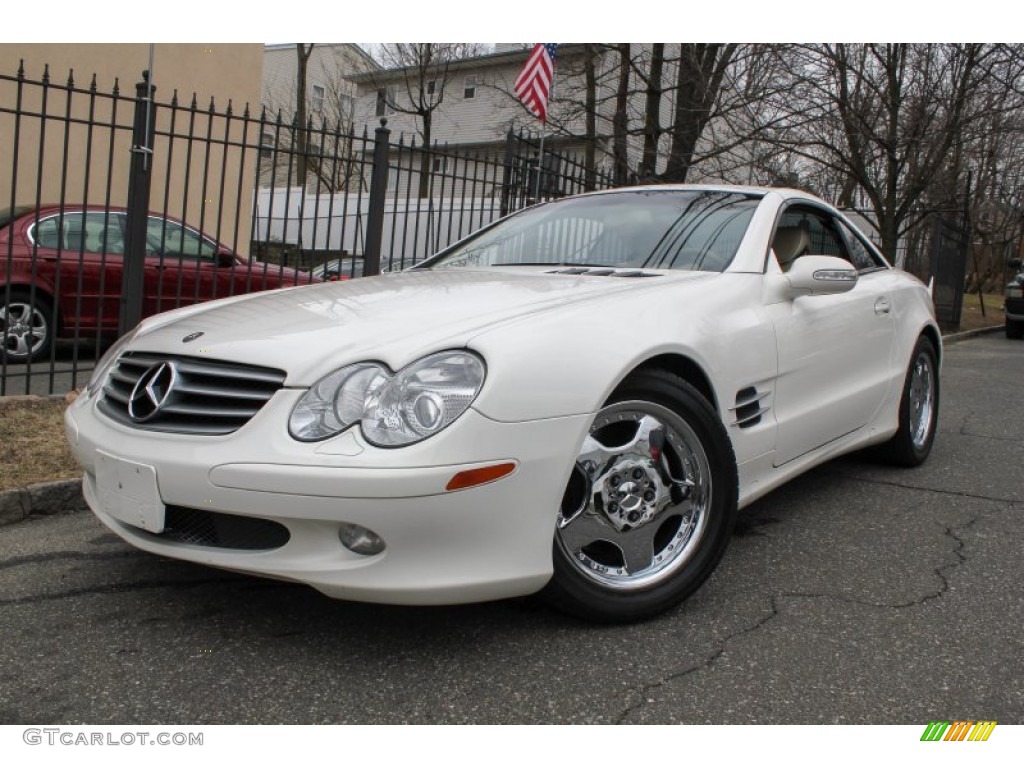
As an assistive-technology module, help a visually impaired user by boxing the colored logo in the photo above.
[920,721,996,741]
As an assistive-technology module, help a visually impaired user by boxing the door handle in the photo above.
[874,297,891,316]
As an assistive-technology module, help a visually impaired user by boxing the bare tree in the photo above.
[295,44,314,186]
[662,44,740,182]
[638,43,665,181]
[611,43,632,185]
[365,43,487,197]
[260,44,373,193]
[764,44,1024,258]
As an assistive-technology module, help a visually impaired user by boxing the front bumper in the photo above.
[66,387,591,605]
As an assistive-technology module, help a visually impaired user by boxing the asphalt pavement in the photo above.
[0,340,101,397]
[0,333,1020,724]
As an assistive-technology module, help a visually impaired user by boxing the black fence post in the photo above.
[119,70,156,335]
[363,118,390,277]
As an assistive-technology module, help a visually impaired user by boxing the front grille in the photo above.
[98,352,286,435]
[150,506,290,550]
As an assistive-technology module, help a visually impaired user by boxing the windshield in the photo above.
[426,190,760,272]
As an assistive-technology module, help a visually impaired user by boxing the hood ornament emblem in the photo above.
[182,331,204,343]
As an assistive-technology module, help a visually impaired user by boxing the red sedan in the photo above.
[1,206,312,362]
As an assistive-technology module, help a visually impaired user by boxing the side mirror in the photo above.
[786,255,858,297]
[216,246,237,268]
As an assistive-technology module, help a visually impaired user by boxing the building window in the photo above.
[259,132,275,159]
[426,80,436,96]
[376,87,395,117]
[338,93,354,119]
[463,76,478,99]
[311,84,325,113]
[432,157,447,173]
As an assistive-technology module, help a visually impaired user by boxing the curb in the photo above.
[940,324,1004,344]
[0,478,86,528]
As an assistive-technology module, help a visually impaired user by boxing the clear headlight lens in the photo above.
[289,350,485,447]
[86,327,140,397]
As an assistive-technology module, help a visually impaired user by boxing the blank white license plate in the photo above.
[95,451,166,533]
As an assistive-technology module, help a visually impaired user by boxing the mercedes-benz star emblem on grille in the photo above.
[128,362,178,422]
[182,331,204,343]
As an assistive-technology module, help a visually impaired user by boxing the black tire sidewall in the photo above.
[546,370,738,623]
[893,336,940,466]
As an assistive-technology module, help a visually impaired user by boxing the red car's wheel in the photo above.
[1,289,54,363]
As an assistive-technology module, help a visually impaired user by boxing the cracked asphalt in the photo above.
[0,334,1021,724]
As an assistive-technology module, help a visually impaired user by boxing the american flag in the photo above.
[514,43,558,123]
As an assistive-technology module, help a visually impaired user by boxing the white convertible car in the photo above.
[65,186,940,621]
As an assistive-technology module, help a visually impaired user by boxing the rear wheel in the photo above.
[876,335,939,467]
[1006,319,1023,339]
[1,289,54,363]
[544,370,738,622]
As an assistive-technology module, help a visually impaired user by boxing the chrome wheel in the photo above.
[875,335,939,468]
[556,401,711,591]
[1,299,50,361]
[908,351,935,450]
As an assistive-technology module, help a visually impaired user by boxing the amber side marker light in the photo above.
[445,462,517,492]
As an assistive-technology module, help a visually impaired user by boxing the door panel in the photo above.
[767,204,895,465]
[769,273,894,464]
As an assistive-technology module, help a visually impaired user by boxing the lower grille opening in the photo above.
[152,507,290,551]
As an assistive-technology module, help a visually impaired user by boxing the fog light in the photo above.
[338,523,386,556]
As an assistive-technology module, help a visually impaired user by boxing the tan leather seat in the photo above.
[773,224,810,271]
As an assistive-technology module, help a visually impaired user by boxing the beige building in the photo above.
[1,44,264,255]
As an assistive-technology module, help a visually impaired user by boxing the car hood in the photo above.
[131,268,711,384]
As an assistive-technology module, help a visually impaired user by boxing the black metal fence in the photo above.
[928,216,970,328]
[2,64,614,395]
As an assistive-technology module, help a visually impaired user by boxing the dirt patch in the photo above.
[0,397,81,491]
[958,292,1004,332]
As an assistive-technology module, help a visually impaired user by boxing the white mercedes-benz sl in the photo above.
[65,186,940,621]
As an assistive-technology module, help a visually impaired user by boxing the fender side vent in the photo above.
[732,386,769,428]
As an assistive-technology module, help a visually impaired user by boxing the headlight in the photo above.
[86,327,140,397]
[289,350,486,447]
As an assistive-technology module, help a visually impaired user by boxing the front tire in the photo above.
[1006,319,1023,340]
[544,370,738,622]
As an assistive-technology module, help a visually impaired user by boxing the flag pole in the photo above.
[514,44,557,203]
[534,74,553,202]
[535,126,545,201]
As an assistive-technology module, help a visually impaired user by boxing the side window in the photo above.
[29,213,124,254]
[772,206,849,271]
[82,213,124,254]
[836,218,885,271]
[146,218,216,260]
[31,217,62,250]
